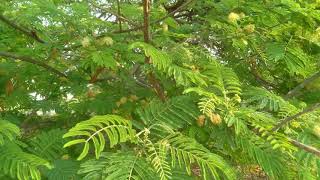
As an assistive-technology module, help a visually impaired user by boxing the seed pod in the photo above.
[197,115,206,127]
[210,113,222,125]
[5,79,14,96]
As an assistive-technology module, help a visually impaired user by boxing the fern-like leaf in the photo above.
[145,137,172,180]
[63,115,135,160]
[0,142,51,180]
[44,159,80,180]
[137,96,199,130]
[0,119,20,145]
[243,87,289,112]
[27,129,67,160]
[161,133,236,180]
[236,135,289,179]
[79,152,156,180]
[202,62,242,98]
[130,42,207,86]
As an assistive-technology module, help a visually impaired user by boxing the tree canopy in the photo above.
[0,0,320,179]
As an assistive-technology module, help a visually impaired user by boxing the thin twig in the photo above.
[116,0,122,32]
[272,103,320,131]
[0,51,67,78]
[0,14,46,43]
[143,0,166,102]
[289,138,320,157]
[112,0,194,34]
[285,71,320,99]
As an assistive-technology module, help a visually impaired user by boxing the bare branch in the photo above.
[0,51,67,78]
[111,0,194,34]
[0,14,46,44]
[289,138,320,157]
[116,0,122,32]
[285,71,320,99]
[272,103,320,131]
[143,0,166,102]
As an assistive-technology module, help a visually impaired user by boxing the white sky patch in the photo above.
[29,92,45,101]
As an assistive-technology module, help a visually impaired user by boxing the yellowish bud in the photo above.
[81,37,90,47]
[197,115,206,127]
[244,24,255,33]
[210,113,222,125]
[228,12,240,23]
[120,97,127,104]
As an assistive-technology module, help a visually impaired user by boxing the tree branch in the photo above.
[163,0,185,13]
[254,127,320,157]
[143,0,166,102]
[112,0,194,34]
[285,71,320,99]
[272,103,320,131]
[289,138,320,157]
[116,0,122,32]
[89,67,105,83]
[0,14,46,44]
[0,51,67,78]
[91,2,138,27]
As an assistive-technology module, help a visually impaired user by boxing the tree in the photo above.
[0,0,320,179]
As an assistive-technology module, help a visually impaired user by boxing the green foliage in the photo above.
[63,115,136,160]
[130,42,207,87]
[79,152,156,180]
[0,143,51,180]
[244,87,283,111]
[137,96,199,129]
[161,133,236,180]
[0,0,320,179]
[202,62,242,98]
[27,129,66,160]
[43,159,80,180]
[0,119,20,145]
[144,136,172,180]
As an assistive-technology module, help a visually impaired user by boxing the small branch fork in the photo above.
[0,51,67,78]
[268,102,320,157]
[285,71,320,99]
[272,103,320,132]
[0,14,46,43]
[143,0,166,101]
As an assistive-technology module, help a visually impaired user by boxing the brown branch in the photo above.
[143,0,166,102]
[91,2,138,27]
[0,14,46,43]
[163,0,185,12]
[116,0,122,32]
[272,103,320,131]
[254,127,320,157]
[143,0,151,46]
[285,71,320,99]
[289,138,320,157]
[112,0,194,34]
[0,51,67,78]
[89,67,105,83]
[250,67,277,90]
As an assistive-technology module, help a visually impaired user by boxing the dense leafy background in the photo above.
[0,0,320,179]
